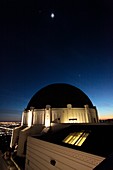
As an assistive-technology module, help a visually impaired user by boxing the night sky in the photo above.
[0,0,113,121]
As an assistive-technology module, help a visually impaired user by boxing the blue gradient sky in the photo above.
[0,0,113,121]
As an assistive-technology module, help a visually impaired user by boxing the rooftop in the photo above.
[35,123,113,158]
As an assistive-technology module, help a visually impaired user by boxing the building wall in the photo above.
[25,136,104,170]
[17,125,44,157]
[90,109,98,122]
[60,108,88,123]
[23,106,98,126]
[33,109,44,125]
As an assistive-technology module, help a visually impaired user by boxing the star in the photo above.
[51,13,55,18]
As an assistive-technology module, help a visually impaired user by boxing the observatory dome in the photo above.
[27,83,93,109]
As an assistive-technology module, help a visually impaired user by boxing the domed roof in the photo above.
[27,83,93,109]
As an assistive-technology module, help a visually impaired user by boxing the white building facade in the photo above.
[10,83,99,159]
[21,104,98,128]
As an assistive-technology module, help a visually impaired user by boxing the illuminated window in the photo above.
[63,131,89,146]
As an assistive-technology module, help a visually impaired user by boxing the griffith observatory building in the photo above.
[3,83,113,170]
[21,83,98,127]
